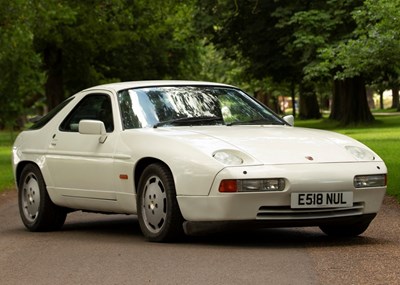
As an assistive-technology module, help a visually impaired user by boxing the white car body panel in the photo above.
[12,80,387,230]
[178,162,386,221]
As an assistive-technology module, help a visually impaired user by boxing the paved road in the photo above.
[1,190,400,285]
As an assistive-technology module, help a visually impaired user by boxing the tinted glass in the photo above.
[59,94,114,132]
[118,86,284,129]
[29,97,74,130]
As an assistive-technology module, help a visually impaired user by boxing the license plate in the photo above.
[291,192,353,209]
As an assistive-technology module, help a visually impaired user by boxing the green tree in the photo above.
[196,0,400,124]
[246,0,370,123]
[1,0,204,123]
[100,0,199,83]
[320,0,400,111]
[31,0,139,109]
[0,0,44,128]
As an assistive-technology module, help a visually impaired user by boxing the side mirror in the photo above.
[283,115,294,126]
[79,120,108,143]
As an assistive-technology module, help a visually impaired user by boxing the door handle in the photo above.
[50,134,57,147]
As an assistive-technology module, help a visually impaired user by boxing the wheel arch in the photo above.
[15,161,39,188]
[134,157,173,193]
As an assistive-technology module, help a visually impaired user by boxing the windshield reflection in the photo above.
[117,86,284,129]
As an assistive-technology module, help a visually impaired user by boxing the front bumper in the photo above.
[177,162,386,222]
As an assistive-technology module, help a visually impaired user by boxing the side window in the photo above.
[59,94,114,132]
[30,97,74,130]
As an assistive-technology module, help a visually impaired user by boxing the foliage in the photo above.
[196,0,400,124]
[1,1,400,126]
[312,0,400,82]
[196,0,338,118]
[34,0,196,107]
[100,0,199,84]
[1,0,203,117]
[0,1,45,128]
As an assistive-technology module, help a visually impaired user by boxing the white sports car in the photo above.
[12,81,387,242]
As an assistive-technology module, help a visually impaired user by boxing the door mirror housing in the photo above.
[79,120,108,143]
[283,115,294,126]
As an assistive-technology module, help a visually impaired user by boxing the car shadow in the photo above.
[184,227,385,249]
[61,213,143,239]
[57,213,386,249]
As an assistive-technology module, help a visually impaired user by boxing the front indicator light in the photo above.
[219,178,285,192]
[354,174,387,188]
[219,180,238,192]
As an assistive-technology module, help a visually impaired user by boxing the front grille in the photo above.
[256,202,364,220]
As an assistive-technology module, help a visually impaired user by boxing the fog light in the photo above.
[240,179,263,191]
[240,179,285,192]
[354,174,386,188]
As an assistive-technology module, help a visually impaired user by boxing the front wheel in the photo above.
[137,163,184,242]
[18,164,67,231]
[319,221,371,237]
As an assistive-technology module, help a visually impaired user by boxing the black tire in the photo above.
[18,164,67,231]
[319,221,371,237]
[137,163,184,242]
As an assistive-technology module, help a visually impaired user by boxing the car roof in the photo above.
[82,80,235,93]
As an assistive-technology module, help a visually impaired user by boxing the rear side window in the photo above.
[59,94,114,132]
[30,97,74,130]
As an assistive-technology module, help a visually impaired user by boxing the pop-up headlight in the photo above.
[345,146,376,161]
[213,151,243,165]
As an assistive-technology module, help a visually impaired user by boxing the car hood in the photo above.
[163,125,379,165]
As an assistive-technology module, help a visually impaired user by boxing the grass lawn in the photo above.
[0,115,399,200]
[0,131,17,191]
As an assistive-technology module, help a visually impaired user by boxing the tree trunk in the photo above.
[291,81,296,117]
[391,87,399,109]
[298,82,321,119]
[255,90,282,114]
[366,88,375,109]
[379,90,384,110]
[44,46,64,110]
[255,90,270,107]
[329,77,374,125]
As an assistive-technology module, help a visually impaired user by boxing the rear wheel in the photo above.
[18,164,67,231]
[319,221,371,237]
[137,163,184,242]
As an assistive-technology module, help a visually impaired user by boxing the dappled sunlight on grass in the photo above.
[0,146,14,190]
[0,131,16,191]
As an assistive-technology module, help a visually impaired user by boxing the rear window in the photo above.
[29,97,74,130]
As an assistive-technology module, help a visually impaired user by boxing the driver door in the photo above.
[46,93,117,204]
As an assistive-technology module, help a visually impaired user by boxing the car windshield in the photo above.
[117,86,285,129]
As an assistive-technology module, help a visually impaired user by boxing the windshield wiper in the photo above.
[226,119,282,126]
[153,116,223,128]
